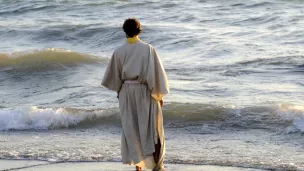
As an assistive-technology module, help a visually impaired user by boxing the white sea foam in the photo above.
[1,104,304,132]
[0,107,99,130]
[276,104,304,133]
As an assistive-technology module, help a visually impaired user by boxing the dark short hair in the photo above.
[122,18,142,37]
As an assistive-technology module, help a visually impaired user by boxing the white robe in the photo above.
[102,40,169,170]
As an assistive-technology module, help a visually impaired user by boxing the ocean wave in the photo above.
[0,106,118,131]
[222,56,304,76]
[276,103,304,133]
[0,23,122,50]
[0,3,58,15]
[115,1,155,9]
[1,103,303,133]
[232,14,280,26]
[0,48,103,71]
[167,56,304,77]
[238,56,303,65]
[33,24,121,43]
[0,104,231,131]
[244,2,273,8]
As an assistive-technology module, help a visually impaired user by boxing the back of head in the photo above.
[122,18,142,38]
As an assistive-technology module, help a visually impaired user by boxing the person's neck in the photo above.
[126,36,140,44]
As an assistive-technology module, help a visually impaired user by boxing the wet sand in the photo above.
[0,160,267,171]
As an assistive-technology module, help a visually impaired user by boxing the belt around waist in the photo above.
[124,80,141,84]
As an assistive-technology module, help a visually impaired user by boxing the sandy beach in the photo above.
[0,160,267,171]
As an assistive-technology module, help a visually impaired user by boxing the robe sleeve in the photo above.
[146,45,169,101]
[101,51,123,92]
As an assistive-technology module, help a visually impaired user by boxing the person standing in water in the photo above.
[102,18,169,171]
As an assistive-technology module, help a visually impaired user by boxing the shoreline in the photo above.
[0,159,267,171]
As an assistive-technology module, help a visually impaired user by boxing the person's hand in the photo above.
[160,99,164,107]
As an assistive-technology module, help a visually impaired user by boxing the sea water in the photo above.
[0,0,304,170]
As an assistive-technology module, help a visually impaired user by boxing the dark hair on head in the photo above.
[122,18,142,37]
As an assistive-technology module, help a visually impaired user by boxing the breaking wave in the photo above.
[0,103,303,133]
[0,106,118,131]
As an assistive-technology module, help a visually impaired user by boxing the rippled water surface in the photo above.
[0,0,304,170]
